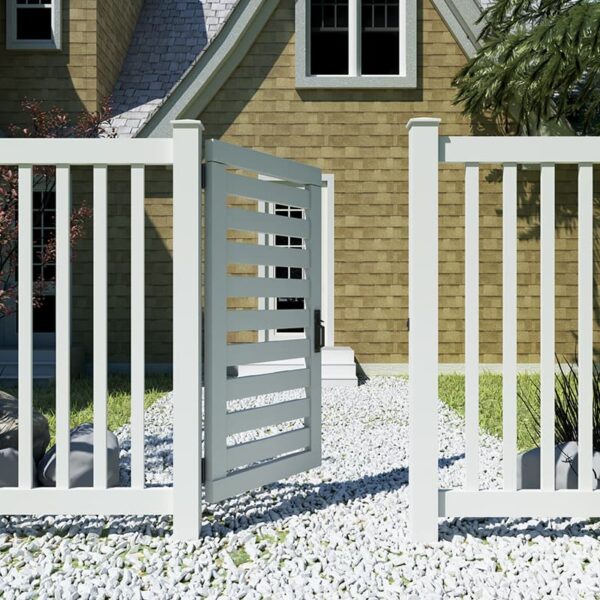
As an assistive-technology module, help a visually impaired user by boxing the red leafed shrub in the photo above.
[0,98,115,318]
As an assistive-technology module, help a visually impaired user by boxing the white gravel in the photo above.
[2,376,600,598]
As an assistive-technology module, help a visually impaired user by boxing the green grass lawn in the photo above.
[2,375,172,447]
[438,373,541,452]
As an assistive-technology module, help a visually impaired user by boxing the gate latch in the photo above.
[314,309,325,353]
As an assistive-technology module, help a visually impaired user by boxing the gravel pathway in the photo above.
[2,377,600,598]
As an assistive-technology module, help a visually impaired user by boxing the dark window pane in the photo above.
[17,7,52,40]
[323,4,335,27]
[290,267,303,279]
[275,235,288,246]
[275,266,288,279]
[362,4,372,27]
[311,4,321,26]
[374,5,385,27]
[388,4,399,27]
[310,0,349,75]
[33,296,55,333]
[361,30,399,74]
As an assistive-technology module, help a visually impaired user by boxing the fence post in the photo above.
[172,120,204,540]
[407,117,440,543]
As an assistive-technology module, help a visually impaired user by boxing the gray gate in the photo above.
[204,140,323,503]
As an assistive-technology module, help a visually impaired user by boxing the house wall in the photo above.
[194,0,596,365]
[18,0,596,368]
[0,0,141,130]
[96,0,144,104]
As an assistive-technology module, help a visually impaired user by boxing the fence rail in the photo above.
[409,117,600,542]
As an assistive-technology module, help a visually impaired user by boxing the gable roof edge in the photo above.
[138,0,279,138]
[430,0,484,59]
[139,0,484,137]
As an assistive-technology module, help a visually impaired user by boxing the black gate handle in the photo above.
[314,309,325,353]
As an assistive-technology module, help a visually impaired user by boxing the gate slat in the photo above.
[540,164,555,491]
[227,242,309,268]
[226,427,311,470]
[206,450,319,503]
[205,139,321,186]
[226,173,310,209]
[228,207,309,238]
[227,276,309,298]
[227,369,309,400]
[502,164,518,491]
[227,309,309,332]
[578,164,594,490]
[93,165,108,489]
[130,165,145,489]
[228,339,309,365]
[55,165,71,489]
[465,163,479,491]
[227,398,311,435]
[18,165,34,489]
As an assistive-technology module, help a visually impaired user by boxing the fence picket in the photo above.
[540,164,556,491]
[93,165,108,489]
[578,164,594,490]
[55,165,71,489]
[465,163,479,491]
[130,165,145,490]
[502,164,518,491]
[18,165,34,489]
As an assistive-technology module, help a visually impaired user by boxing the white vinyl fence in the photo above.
[0,121,323,541]
[408,117,597,542]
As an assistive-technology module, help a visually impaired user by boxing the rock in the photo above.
[0,392,50,462]
[0,447,37,487]
[37,423,120,488]
[517,441,600,489]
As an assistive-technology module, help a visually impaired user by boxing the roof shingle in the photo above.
[111,0,238,137]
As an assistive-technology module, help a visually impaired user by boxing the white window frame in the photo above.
[258,174,335,347]
[295,0,416,88]
[7,0,62,51]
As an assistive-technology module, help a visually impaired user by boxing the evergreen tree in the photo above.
[453,0,600,135]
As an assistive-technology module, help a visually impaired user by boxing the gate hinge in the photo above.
[314,309,325,353]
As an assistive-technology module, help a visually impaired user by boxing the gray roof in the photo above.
[110,0,238,138]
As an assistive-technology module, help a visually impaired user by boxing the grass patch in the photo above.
[438,373,540,451]
[1,375,172,446]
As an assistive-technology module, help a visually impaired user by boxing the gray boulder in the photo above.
[0,448,37,487]
[38,423,120,488]
[0,391,50,462]
[517,441,600,490]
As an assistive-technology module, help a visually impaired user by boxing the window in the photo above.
[258,175,335,346]
[296,0,415,87]
[7,0,62,50]
[273,204,306,334]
